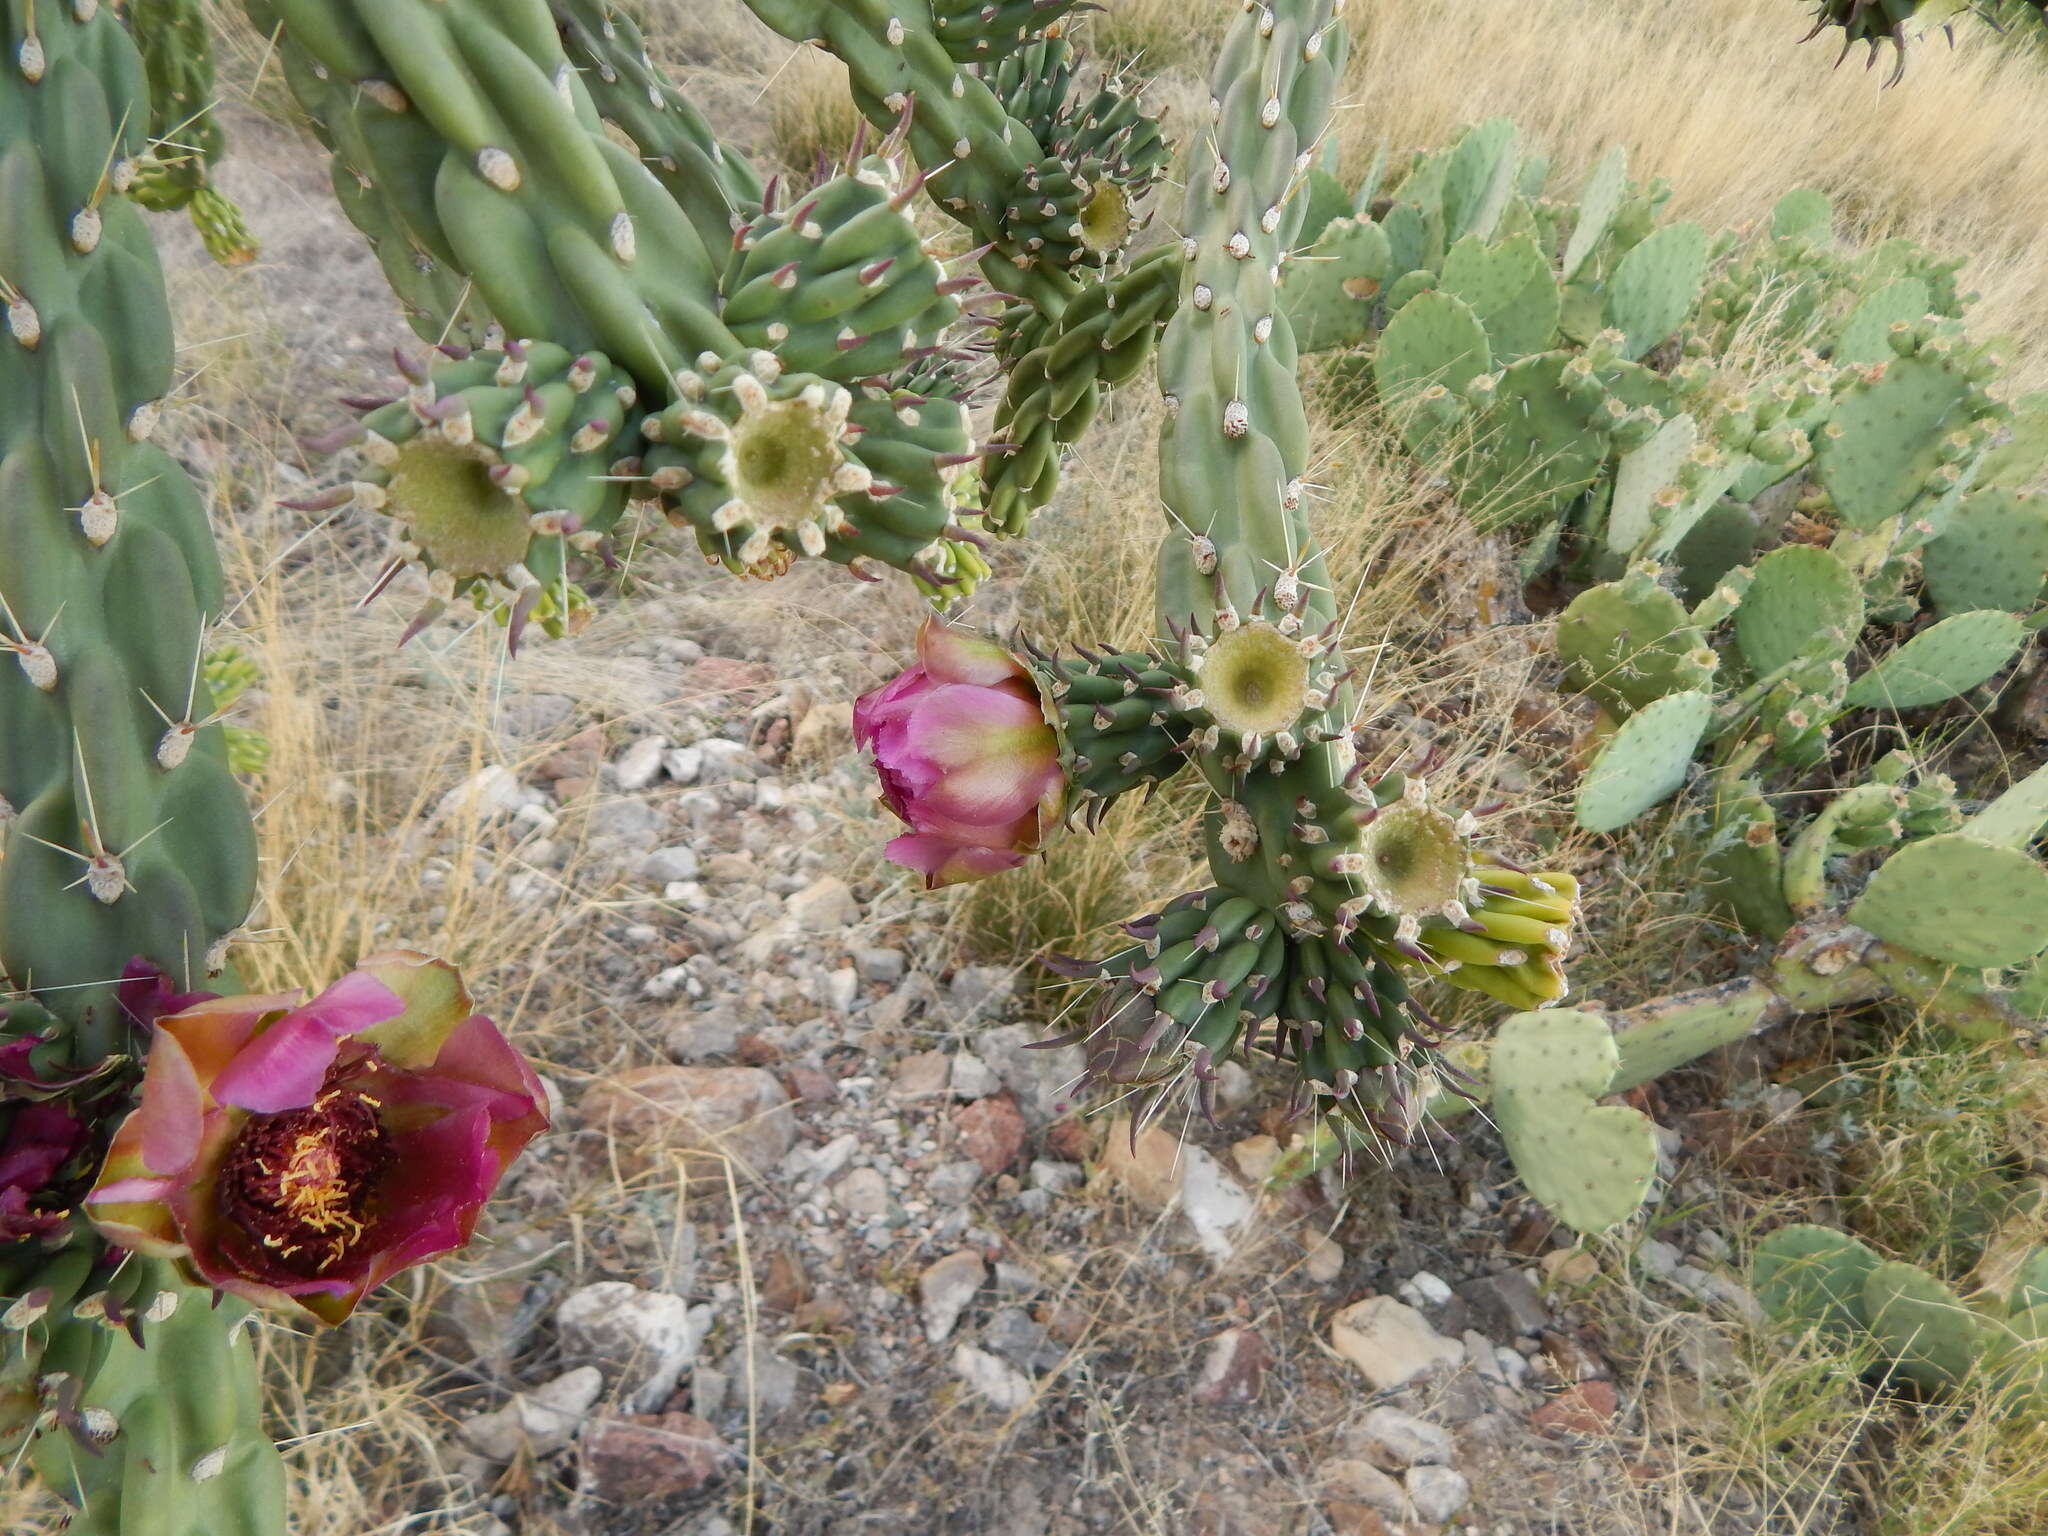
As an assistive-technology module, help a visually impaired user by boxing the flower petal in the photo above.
[916,620,1026,688]
[883,834,1028,888]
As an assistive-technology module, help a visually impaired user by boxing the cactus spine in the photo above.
[1,1,284,1527]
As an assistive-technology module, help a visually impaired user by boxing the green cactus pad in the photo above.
[1848,832,2048,969]
[1454,350,1615,529]
[1441,117,1518,243]
[1606,412,1697,554]
[1561,145,1627,282]
[1672,500,1760,604]
[1604,222,1708,361]
[1374,289,1491,454]
[1557,574,1716,717]
[1862,1260,1991,1395]
[1733,544,1864,676]
[1922,490,2048,619]
[1842,609,2026,710]
[1770,187,1833,246]
[1834,276,1930,367]
[1575,689,1714,832]
[1282,216,1392,354]
[1754,1224,1881,1339]
[1488,1009,1658,1234]
[1965,763,2048,853]
[1977,393,2048,491]
[1438,232,1558,363]
[1815,348,1987,532]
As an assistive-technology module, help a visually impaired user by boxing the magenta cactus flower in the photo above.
[86,952,548,1325]
[0,1103,83,1241]
[854,620,1065,888]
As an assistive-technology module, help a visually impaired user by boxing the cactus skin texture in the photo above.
[245,0,994,613]
[0,3,285,1527]
[738,0,1174,539]
[0,0,258,1065]
[1030,0,1579,1146]
[14,1255,285,1535]
[125,0,259,267]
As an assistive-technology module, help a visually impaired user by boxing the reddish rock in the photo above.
[1530,1379,1620,1437]
[1042,1116,1095,1162]
[735,1033,783,1067]
[953,1092,1026,1176]
[534,726,605,786]
[681,657,774,697]
[1322,1503,1393,1536]
[760,1249,811,1314]
[581,1066,795,1175]
[1193,1326,1271,1406]
[782,1065,836,1103]
[579,1412,727,1501]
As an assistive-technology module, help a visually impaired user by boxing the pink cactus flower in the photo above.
[86,952,548,1325]
[854,621,1065,888]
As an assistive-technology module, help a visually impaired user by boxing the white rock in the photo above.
[1404,1464,1472,1523]
[435,764,530,824]
[796,1132,861,1184]
[1029,1159,1082,1194]
[662,745,704,784]
[820,967,861,1013]
[1396,1270,1455,1309]
[641,964,692,1001]
[1637,1237,1683,1282]
[1329,1298,1463,1392]
[949,1050,1001,1100]
[951,1344,1033,1413]
[1180,1146,1256,1263]
[787,876,858,932]
[640,844,701,884]
[853,947,906,983]
[1303,1233,1345,1284]
[613,736,669,792]
[832,1167,890,1219]
[919,1249,986,1343]
[697,739,755,782]
[1356,1406,1454,1469]
[459,1366,603,1461]
[555,1284,705,1413]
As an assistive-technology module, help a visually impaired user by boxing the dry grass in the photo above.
[760,47,867,180]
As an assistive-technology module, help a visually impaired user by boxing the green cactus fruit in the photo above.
[646,359,986,598]
[1734,544,1864,675]
[1833,276,1929,367]
[1921,489,2048,619]
[549,0,764,258]
[1169,619,1349,772]
[25,1264,285,1535]
[1815,332,2000,532]
[1028,645,1194,809]
[1282,216,1392,354]
[721,157,961,378]
[1374,289,1491,455]
[1488,1009,1658,1235]
[2,0,259,1057]
[1561,145,1628,283]
[127,0,261,267]
[1437,231,1558,363]
[1862,1259,1990,1394]
[1603,221,1708,362]
[332,340,638,645]
[1847,832,2048,970]
[1557,570,1717,717]
[1605,412,1697,554]
[1842,609,2026,710]
[1754,1224,1881,1339]
[1575,690,1714,832]
[1781,781,1908,914]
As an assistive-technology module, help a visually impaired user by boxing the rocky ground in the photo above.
[66,48,1861,1536]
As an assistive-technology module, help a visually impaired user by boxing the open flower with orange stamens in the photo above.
[85,952,547,1324]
